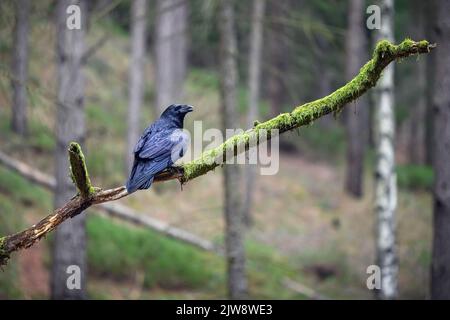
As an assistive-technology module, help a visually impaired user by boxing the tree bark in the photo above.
[51,0,87,300]
[315,34,334,128]
[374,0,398,300]
[219,0,248,300]
[267,0,287,117]
[126,0,148,174]
[11,0,30,136]
[408,0,427,164]
[431,0,450,300]
[425,0,437,166]
[155,0,188,114]
[344,0,369,198]
[243,0,266,227]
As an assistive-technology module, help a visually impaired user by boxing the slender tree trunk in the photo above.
[155,0,187,114]
[344,0,369,198]
[431,0,450,300]
[425,0,437,166]
[374,0,398,300]
[51,0,87,300]
[243,0,265,227]
[126,0,148,174]
[408,0,427,164]
[11,0,30,136]
[315,36,333,128]
[267,0,286,117]
[219,0,247,300]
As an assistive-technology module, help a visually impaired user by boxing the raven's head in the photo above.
[160,104,194,127]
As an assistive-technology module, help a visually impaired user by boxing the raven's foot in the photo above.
[167,166,184,191]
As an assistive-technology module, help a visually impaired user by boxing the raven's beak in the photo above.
[183,105,194,113]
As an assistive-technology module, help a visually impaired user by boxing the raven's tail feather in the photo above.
[126,160,155,193]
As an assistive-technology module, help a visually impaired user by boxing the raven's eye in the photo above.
[175,106,181,112]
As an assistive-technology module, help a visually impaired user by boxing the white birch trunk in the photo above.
[374,0,398,300]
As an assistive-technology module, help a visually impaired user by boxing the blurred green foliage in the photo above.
[296,122,346,160]
[0,218,22,297]
[28,121,55,152]
[0,111,55,153]
[87,214,219,289]
[0,169,52,299]
[0,188,23,298]
[397,164,434,191]
[188,68,219,91]
[0,167,50,208]
[244,241,300,299]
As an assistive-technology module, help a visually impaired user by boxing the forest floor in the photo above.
[0,18,432,299]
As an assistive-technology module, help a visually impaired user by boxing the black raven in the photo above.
[126,104,193,193]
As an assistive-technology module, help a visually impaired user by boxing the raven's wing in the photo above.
[135,127,188,163]
[133,123,155,155]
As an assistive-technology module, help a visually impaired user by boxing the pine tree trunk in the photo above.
[374,0,398,300]
[425,0,437,166]
[408,0,427,164]
[155,0,187,114]
[315,36,333,129]
[219,0,248,300]
[431,0,450,300]
[267,0,286,117]
[11,0,30,136]
[344,0,369,198]
[243,0,265,227]
[51,0,87,300]
[126,0,148,174]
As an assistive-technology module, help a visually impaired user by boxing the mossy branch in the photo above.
[181,39,435,182]
[0,39,435,267]
[69,142,94,198]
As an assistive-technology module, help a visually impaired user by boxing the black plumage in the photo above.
[126,104,193,193]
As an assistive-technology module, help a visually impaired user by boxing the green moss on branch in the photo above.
[180,39,435,182]
[0,237,9,264]
[69,142,94,198]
